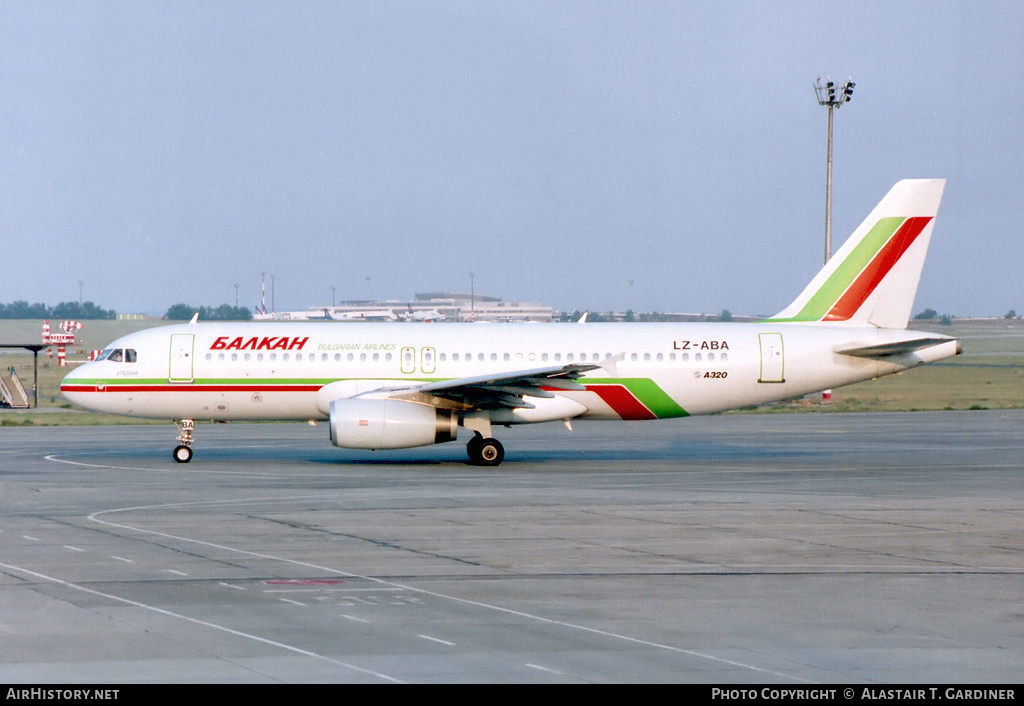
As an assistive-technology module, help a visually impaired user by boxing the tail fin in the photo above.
[767,179,946,329]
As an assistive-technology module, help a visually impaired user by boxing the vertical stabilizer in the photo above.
[768,179,945,329]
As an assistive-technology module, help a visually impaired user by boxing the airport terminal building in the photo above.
[265,292,555,323]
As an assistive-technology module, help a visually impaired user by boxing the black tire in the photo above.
[466,434,483,463]
[173,445,193,463]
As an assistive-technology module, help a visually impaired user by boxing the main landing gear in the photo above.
[173,419,195,463]
[467,433,504,466]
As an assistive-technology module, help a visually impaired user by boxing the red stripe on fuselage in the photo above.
[584,384,656,420]
[824,216,932,321]
[60,384,322,394]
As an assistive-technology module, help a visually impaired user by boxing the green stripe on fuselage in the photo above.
[68,376,689,418]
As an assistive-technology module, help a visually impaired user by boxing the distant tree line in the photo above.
[165,303,253,321]
[914,308,953,325]
[0,300,116,319]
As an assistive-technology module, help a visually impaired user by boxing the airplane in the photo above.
[326,309,399,322]
[61,179,959,466]
[403,307,445,322]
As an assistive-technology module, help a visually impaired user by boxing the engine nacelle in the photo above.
[329,398,457,449]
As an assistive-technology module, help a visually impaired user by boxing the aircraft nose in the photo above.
[60,364,94,405]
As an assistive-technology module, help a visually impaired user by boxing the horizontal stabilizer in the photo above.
[836,338,957,358]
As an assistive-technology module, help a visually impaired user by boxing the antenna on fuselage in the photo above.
[189,313,199,324]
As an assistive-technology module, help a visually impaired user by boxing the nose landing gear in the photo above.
[173,419,195,463]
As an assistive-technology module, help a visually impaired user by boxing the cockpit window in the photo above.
[96,348,137,363]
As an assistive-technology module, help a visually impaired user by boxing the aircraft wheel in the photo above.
[476,438,504,467]
[173,445,193,464]
[466,435,483,463]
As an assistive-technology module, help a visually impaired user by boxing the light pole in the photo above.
[469,272,475,322]
[814,76,855,264]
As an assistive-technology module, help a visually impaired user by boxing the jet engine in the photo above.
[329,398,457,449]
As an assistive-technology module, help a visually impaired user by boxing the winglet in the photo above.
[767,179,946,329]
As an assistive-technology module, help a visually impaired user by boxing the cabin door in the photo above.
[169,334,195,383]
[758,333,785,383]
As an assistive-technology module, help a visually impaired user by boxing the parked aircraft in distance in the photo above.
[62,180,958,466]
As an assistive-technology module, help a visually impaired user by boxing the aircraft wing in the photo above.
[406,363,601,410]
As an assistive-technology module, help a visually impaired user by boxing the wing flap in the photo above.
[412,364,599,410]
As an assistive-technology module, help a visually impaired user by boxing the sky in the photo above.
[1,1,1021,318]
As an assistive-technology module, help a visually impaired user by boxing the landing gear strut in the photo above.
[467,433,504,466]
[173,419,195,463]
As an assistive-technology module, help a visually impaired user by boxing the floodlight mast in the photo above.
[814,76,855,263]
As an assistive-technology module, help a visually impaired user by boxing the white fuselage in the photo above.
[61,321,958,423]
